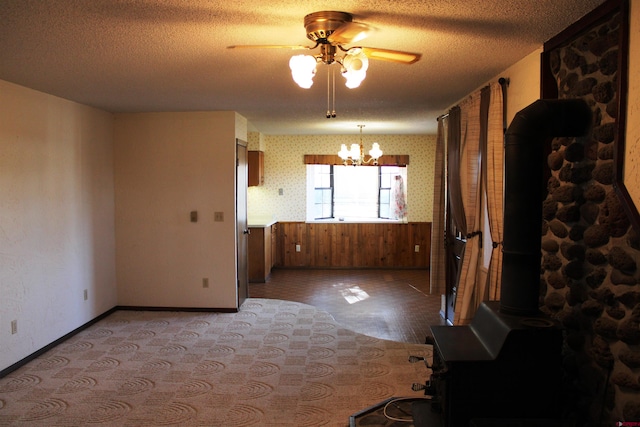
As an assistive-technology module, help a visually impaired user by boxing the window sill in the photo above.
[306,218,407,224]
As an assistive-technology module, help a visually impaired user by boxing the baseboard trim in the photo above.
[116,305,238,313]
[0,306,118,378]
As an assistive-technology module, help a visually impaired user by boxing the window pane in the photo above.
[380,189,390,204]
[380,204,390,218]
[334,166,378,219]
[380,172,391,188]
[379,167,407,220]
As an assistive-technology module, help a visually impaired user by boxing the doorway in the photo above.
[236,139,249,307]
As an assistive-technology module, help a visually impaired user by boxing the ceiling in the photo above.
[0,0,606,135]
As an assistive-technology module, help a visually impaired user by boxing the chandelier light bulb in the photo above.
[338,144,350,160]
[369,142,383,160]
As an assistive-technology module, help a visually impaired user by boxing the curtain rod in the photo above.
[437,77,509,122]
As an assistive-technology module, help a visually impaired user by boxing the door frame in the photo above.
[236,139,249,308]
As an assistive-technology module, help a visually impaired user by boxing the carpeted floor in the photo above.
[0,299,432,426]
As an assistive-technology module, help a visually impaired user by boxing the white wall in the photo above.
[0,80,116,372]
[114,111,243,309]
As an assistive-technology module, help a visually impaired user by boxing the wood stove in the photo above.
[422,99,592,426]
[428,302,563,425]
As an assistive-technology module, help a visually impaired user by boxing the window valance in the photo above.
[303,154,409,166]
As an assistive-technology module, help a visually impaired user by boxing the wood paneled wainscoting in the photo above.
[275,222,431,268]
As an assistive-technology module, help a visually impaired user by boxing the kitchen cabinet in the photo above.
[248,151,264,186]
[248,222,276,282]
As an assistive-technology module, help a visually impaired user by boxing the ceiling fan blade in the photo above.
[361,47,422,64]
[227,44,312,50]
[327,21,372,45]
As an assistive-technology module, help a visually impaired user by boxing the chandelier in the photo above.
[338,125,383,166]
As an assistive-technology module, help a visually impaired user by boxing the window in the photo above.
[306,165,407,221]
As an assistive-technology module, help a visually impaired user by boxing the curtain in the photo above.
[430,117,447,295]
[453,89,484,325]
[392,175,407,220]
[485,82,505,301]
[473,86,491,306]
[447,107,465,234]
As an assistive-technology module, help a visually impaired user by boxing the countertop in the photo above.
[247,219,277,228]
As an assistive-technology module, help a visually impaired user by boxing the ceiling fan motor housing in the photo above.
[304,11,352,43]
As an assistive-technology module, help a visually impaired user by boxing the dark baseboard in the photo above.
[116,305,238,313]
[0,306,118,378]
[0,305,238,379]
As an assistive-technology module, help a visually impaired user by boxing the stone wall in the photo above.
[543,7,640,425]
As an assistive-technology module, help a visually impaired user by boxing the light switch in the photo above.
[190,211,198,222]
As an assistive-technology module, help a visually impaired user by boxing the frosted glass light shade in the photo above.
[342,49,368,88]
[289,55,317,88]
[369,142,383,159]
[338,144,350,160]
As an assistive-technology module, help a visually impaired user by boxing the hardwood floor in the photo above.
[248,268,445,345]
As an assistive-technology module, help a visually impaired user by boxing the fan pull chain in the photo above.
[326,66,336,118]
[326,66,330,118]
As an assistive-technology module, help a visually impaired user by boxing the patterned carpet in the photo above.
[0,299,432,426]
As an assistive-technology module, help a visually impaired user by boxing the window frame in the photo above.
[310,164,406,222]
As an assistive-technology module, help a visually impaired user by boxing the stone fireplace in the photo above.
[542,1,640,423]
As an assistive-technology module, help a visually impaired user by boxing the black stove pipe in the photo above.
[500,99,592,316]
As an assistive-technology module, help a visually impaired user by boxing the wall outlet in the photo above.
[278,188,284,196]
[295,244,301,252]
[84,289,88,300]
[414,245,420,252]
[203,278,209,288]
[214,212,224,222]
[11,320,17,335]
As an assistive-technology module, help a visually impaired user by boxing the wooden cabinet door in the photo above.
[248,151,264,186]
[248,227,265,282]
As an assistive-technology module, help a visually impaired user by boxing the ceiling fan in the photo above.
[227,11,422,115]
[227,11,421,64]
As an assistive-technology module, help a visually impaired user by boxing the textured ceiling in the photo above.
[0,0,606,134]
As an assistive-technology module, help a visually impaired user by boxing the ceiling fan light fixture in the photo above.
[289,54,317,88]
[230,11,421,114]
[341,48,368,88]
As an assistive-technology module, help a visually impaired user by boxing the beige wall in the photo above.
[114,111,244,310]
[247,134,437,223]
[0,80,116,371]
